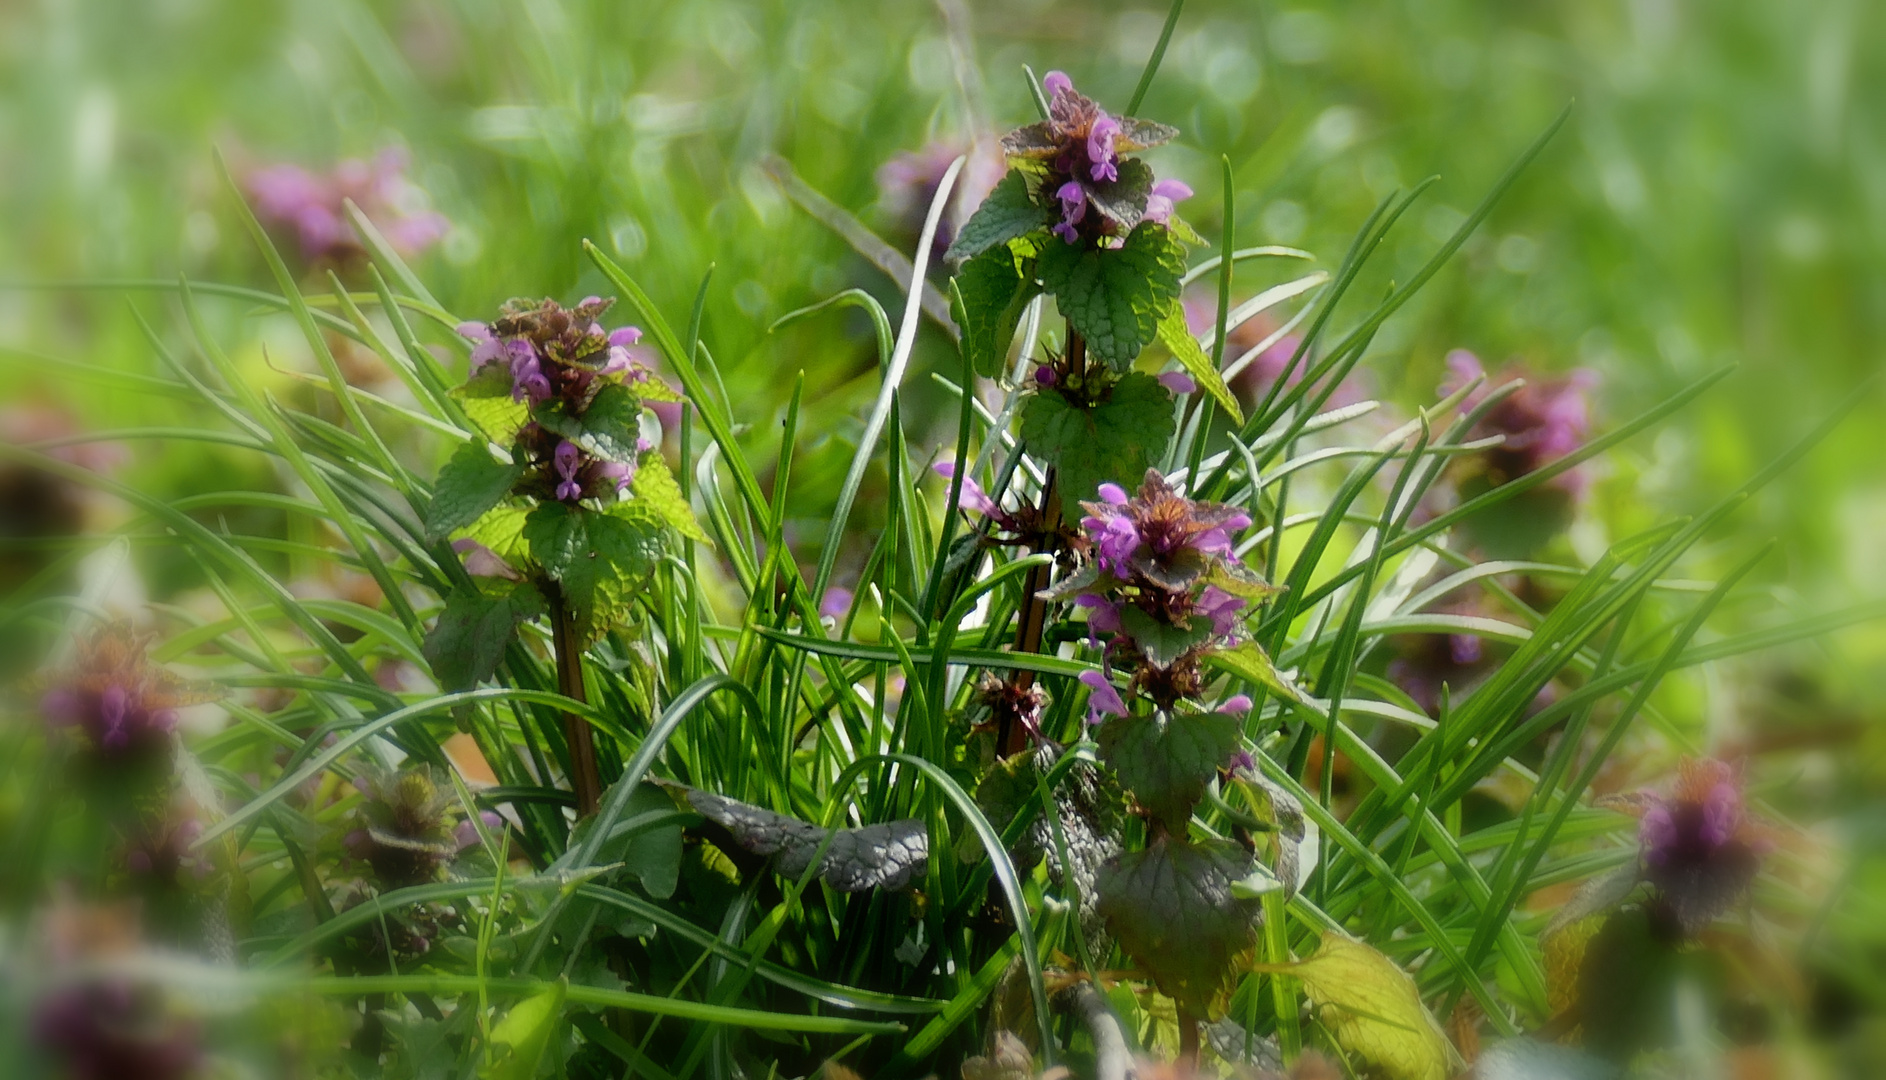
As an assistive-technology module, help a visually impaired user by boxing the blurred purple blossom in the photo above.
[1443,349,1599,493]
[247,147,448,267]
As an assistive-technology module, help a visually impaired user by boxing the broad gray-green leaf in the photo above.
[1019,372,1175,506]
[1205,641,1299,702]
[1156,303,1244,425]
[450,365,528,443]
[952,242,1041,378]
[1099,709,1238,829]
[535,382,643,462]
[1230,771,1317,898]
[624,453,709,543]
[1083,158,1155,232]
[1205,559,1286,602]
[1037,221,1185,370]
[1095,836,1262,1015]
[676,786,928,893]
[1119,604,1215,668]
[426,438,523,543]
[1115,117,1180,152]
[523,502,666,640]
[947,171,1051,262]
[422,580,543,692]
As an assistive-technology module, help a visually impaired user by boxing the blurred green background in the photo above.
[2,0,1883,1056]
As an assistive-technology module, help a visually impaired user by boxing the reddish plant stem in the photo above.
[1178,1007,1202,1069]
[549,588,601,817]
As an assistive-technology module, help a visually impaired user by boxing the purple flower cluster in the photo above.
[1001,72,1191,245]
[32,981,200,1080]
[39,625,216,763]
[1049,470,1273,718]
[1632,757,1768,937]
[1443,349,1599,493]
[456,296,665,505]
[247,147,448,267]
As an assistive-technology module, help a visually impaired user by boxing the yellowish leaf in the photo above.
[1258,933,1458,1080]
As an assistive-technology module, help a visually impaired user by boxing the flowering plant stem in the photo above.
[548,588,601,817]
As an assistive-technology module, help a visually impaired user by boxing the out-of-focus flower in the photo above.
[345,766,462,889]
[820,587,854,620]
[31,981,201,1080]
[999,72,1184,246]
[1614,758,1769,938]
[877,139,1005,254]
[247,147,448,266]
[452,810,505,851]
[1443,349,1598,493]
[1156,371,1196,395]
[39,625,217,763]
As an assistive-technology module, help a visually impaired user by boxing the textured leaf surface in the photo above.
[1230,771,1317,898]
[1156,304,1244,424]
[952,242,1040,378]
[1098,710,1238,829]
[946,171,1050,262]
[1118,605,1214,668]
[1019,372,1175,506]
[679,787,928,892]
[1037,222,1185,370]
[451,365,528,443]
[627,453,709,543]
[459,505,531,563]
[1115,117,1180,152]
[1261,933,1456,1080]
[523,502,666,639]
[423,581,543,692]
[1095,836,1261,1014]
[427,438,523,543]
[1204,560,1286,602]
[1083,158,1155,232]
[1205,642,1299,701]
[536,383,643,462]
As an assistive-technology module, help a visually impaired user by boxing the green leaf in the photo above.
[1156,304,1244,425]
[1118,605,1215,668]
[452,365,528,443]
[524,503,666,640]
[1084,158,1155,232]
[1205,641,1299,702]
[459,505,531,564]
[946,170,1051,261]
[535,382,643,462]
[952,243,1041,379]
[483,980,566,1080]
[1019,372,1175,505]
[1098,710,1238,830]
[1203,559,1285,602]
[626,453,709,543]
[1037,221,1185,370]
[568,783,688,900]
[427,439,523,543]
[1095,836,1262,1015]
[423,581,544,693]
[1256,933,1458,1080]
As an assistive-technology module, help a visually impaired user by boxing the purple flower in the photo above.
[820,587,854,620]
[1087,114,1121,182]
[1035,364,1058,387]
[934,460,1001,518]
[1221,694,1253,716]
[1075,592,1122,645]
[454,810,505,851]
[1626,758,1768,939]
[1196,586,1245,638]
[1097,483,1129,505]
[247,147,448,266]
[1157,371,1197,395]
[1042,70,1073,100]
[1144,179,1193,225]
[39,626,207,763]
[32,981,200,1080]
[1052,180,1088,243]
[1078,670,1128,725]
[553,440,584,501]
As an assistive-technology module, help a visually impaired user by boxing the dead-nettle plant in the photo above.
[7,30,1854,1080]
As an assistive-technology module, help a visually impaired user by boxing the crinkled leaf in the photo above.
[947,171,1052,262]
[422,580,543,692]
[1205,641,1300,702]
[1258,933,1457,1080]
[1037,221,1185,370]
[426,438,523,543]
[1132,545,1210,592]
[1098,710,1238,829]
[952,242,1041,378]
[451,365,528,443]
[679,787,927,893]
[1230,771,1317,898]
[1095,836,1262,1015]
[485,981,566,1080]
[1119,604,1215,669]
[1205,559,1286,602]
[1083,157,1155,232]
[1019,372,1175,506]
[1115,116,1180,152]
[1036,559,1110,603]
[523,502,665,640]
[568,783,689,900]
[1156,304,1244,425]
[1163,213,1207,247]
[628,372,684,403]
[458,505,531,564]
[999,122,1062,160]
[625,452,709,543]
[535,382,643,463]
